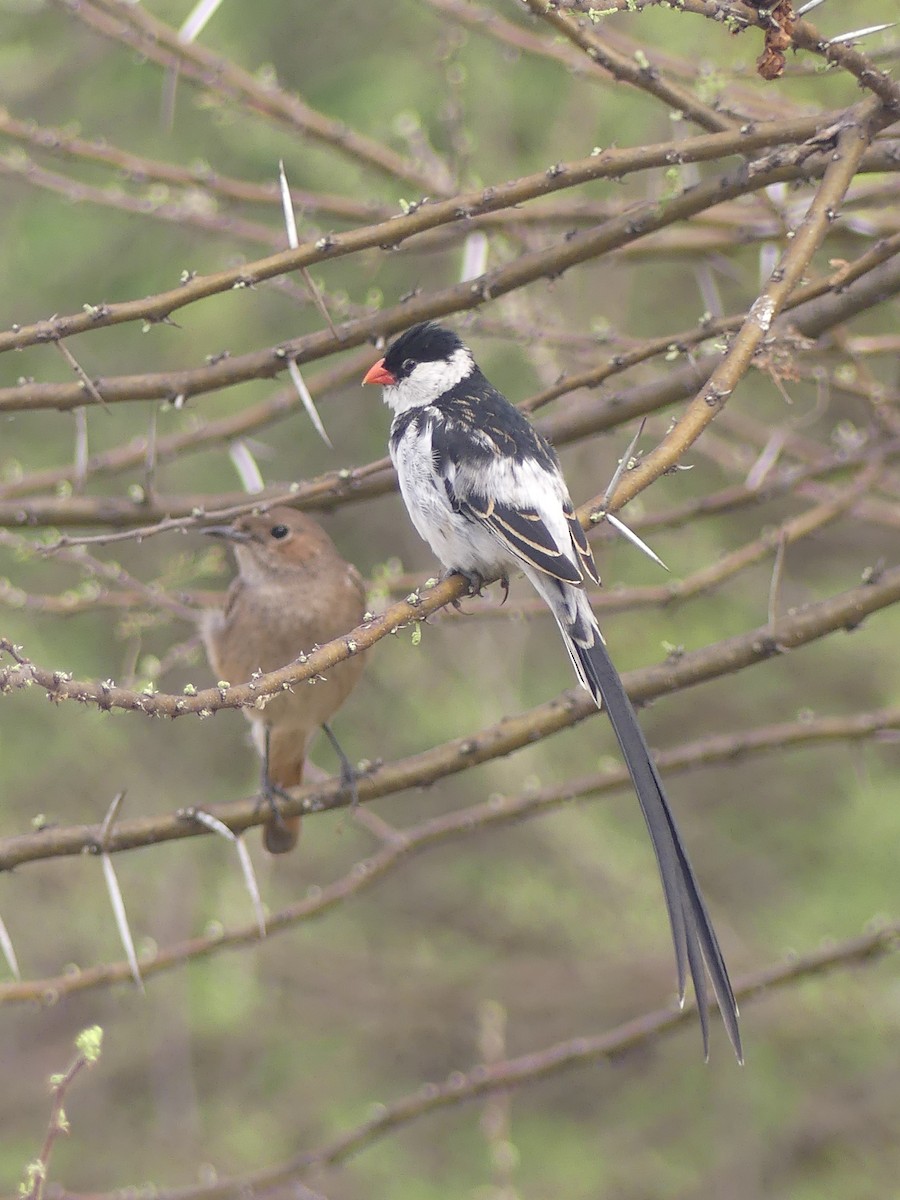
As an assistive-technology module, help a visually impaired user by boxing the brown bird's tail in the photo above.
[263,811,301,855]
[262,734,306,854]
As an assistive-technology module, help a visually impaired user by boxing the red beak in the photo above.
[362,358,396,387]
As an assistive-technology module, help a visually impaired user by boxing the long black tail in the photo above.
[574,633,742,1062]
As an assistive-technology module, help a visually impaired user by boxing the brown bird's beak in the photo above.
[202,525,252,542]
[362,358,396,386]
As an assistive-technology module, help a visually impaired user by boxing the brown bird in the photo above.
[200,507,367,853]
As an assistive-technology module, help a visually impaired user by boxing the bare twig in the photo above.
[52,0,443,193]
[522,0,736,132]
[20,1026,103,1200]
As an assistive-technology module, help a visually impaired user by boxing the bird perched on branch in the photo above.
[200,507,366,854]
[363,321,741,1061]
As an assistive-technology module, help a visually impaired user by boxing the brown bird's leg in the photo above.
[258,725,297,842]
[322,722,359,808]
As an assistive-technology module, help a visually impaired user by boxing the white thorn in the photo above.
[228,440,266,494]
[178,0,226,44]
[829,23,896,44]
[603,512,669,571]
[288,359,332,449]
[460,231,489,282]
[0,911,21,981]
[277,159,300,251]
[234,838,268,940]
[745,428,787,490]
[189,809,267,939]
[797,0,828,15]
[101,852,144,993]
[602,420,646,509]
[163,0,225,129]
[73,406,89,493]
[278,162,340,339]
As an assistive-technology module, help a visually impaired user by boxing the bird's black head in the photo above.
[381,322,466,381]
[362,321,475,408]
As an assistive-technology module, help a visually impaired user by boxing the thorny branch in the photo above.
[3,448,890,623]
[3,704,900,1003]
[2,133,897,418]
[1,245,896,541]
[609,100,890,509]
[4,561,900,866]
[39,924,900,1200]
[3,120,888,361]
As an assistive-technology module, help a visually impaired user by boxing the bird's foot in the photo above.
[445,568,508,607]
[443,567,488,610]
[339,761,361,809]
[256,775,295,833]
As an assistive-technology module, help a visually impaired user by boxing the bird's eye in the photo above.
[270,524,289,539]
[402,357,415,372]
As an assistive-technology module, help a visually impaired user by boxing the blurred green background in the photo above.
[1,1,899,1197]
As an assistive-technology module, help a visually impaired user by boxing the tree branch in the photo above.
[4,561,900,869]
[43,922,900,1200]
[1,119,885,363]
[3,703,899,1003]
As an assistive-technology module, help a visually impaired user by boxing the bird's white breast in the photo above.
[391,420,506,577]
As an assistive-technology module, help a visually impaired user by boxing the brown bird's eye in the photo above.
[270,524,289,539]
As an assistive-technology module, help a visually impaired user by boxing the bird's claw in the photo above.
[444,567,505,610]
[441,567,482,609]
[256,776,294,833]
[339,761,361,809]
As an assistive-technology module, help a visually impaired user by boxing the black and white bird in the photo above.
[363,321,742,1062]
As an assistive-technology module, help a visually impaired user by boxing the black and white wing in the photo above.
[429,378,600,587]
